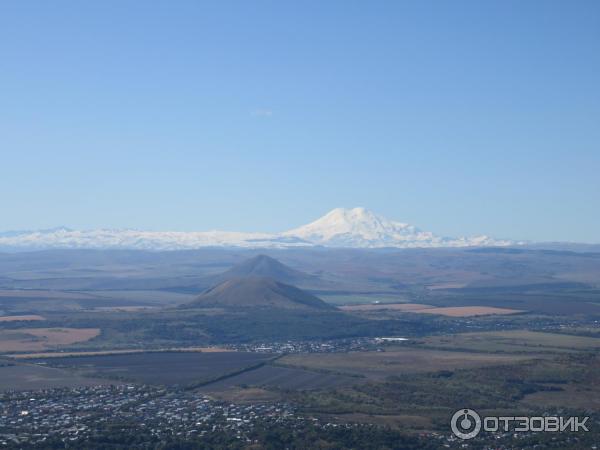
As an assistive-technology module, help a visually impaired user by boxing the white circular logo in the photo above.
[451,408,481,440]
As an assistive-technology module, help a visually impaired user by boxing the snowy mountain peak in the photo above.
[282,208,516,248]
[0,208,516,250]
[283,208,433,247]
[321,207,409,228]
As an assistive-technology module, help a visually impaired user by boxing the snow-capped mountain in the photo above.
[284,207,437,247]
[283,207,510,248]
[0,208,515,251]
[0,228,303,251]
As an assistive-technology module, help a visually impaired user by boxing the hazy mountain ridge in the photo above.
[214,255,312,284]
[0,208,516,250]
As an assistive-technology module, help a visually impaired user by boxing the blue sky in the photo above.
[1,1,599,242]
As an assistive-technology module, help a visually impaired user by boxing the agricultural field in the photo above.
[0,327,100,353]
[318,294,411,306]
[8,346,231,359]
[29,351,276,385]
[340,303,434,312]
[200,364,359,393]
[0,315,45,322]
[425,282,468,290]
[417,330,600,354]
[0,290,96,299]
[413,306,524,317]
[340,303,523,317]
[0,360,112,391]
[424,286,600,316]
[278,348,536,380]
[89,306,159,312]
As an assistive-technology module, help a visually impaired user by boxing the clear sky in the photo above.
[1,1,599,242]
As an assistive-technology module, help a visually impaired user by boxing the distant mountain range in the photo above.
[0,208,516,250]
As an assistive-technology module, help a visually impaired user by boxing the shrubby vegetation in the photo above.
[290,354,597,419]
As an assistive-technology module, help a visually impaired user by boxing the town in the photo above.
[1,384,597,449]
[0,385,299,447]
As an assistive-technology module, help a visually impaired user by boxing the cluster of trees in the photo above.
[8,422,438,450]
